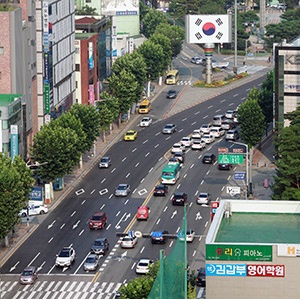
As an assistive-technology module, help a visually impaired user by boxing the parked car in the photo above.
[83,254,99,271]
[98,156,111,168]
[202,153,216,164]
[191,56,203,64]
[89,212,107,229]
[19,205,48,217]
[201,134,215,144]
[124,130,137,141]
[55,247,76,267]
[191,139,206,150]
[171,143,186,154]
[136,206,149,220]
[120,234,138,248]
[225,129,239,141]
[218,163,232,170]
[19,266,38,285]
[90,238,109,255]
[196,192,211,205]
[196,267,206,287]
[151,230,169,244]
[162,124,177,134]
[171,192,188,206]
[115,184,131,197]
[139,117,152,127]
[180,136,193,147]
[166,89,177,99]
[154,184,168,196]
[200,124,213,134]
[135,258,154,274]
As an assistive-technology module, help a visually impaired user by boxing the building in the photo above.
[0,2,37,158]
[206,200,300,299]
[274,42,300,127]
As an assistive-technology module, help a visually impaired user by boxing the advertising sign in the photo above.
[206,264,247,276]
[206,244,273,261]
[44,52,49,83]
[210,201,220,221]
[44,84,50,114]
[43,2,49,52]
[186,14,232,44]
[10,125,18,159]
[88,42,94,70]
[102,0,139,16]
[234,172,246,180]
[29,187,43,202]
[247,264,285,277]
[277,244,300,257]
[218,154,244,164]
[89,84,95,106]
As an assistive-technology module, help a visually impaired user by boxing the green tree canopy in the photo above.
[0,155,34,238]
[259,71,274,126]
[75,5,97,15]
[149,33,172,69]
[154,23,185,58]
[31,124,81,182]
[68,104,101,152]
[237,91,265,147]
[142,9,168,38]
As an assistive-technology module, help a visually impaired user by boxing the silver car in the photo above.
[162,124,177,134]
[99,156,111,168]
[115,184,131,197]
[83,254,99,271]
[19,266,38,285]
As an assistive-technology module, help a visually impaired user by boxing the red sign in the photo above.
[247,265,285,277]
[218,147,228,153]
[210,201,220,221]
[233,148,245,153]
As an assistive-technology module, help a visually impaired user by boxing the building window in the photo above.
[75,64,80,71]
[0,47,4,55]
[2,120,8,130]
[49,5,52,15]
[86,0,91,2]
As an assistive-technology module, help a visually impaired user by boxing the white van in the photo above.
[212,115,226,126]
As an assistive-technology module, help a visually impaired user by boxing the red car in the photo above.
[89,212,107,229]
[136,206,149,221]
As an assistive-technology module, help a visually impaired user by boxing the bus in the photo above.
[165,69,179,85]
[138,99,151,114]
[161,162,181,184]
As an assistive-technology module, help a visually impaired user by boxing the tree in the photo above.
[237,92,265,147]
[108,69,138,122]
[49,112,87,154]
[0,155,34,240]
[68,104,101,152]
[111,52,147,103]
[139,0,150,22]
[272,121,300,200]
[30,124,82,182]
[154,23,185,58]
[141,9,168,38]
[76,5,97,15]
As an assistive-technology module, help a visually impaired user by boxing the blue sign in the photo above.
[206,263,247,276]
[29,187,43,202]
[234,172,246,180]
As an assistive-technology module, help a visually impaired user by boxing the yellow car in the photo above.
[124,130,137,141]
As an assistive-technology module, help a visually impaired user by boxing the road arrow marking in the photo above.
[48,220,56,229]
[196,212,202,220]
[125,213,131,221]
[62,267,69,272]
[9,261,20,272]
[171,211,177,219]
[115,251,127,261]
[37,261,46,272]
[73,220,80,229]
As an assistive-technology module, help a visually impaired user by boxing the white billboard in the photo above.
[186,14,232,44]
[102,0,139,16]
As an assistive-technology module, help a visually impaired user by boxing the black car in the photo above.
[173,152,185,163]
[196,267,206,287]
[171,192,188,206]
[167,89,177,99]
[90,238,109,255]
[218,163,232,170]
[151,230,169,244]
[202,153,216,164]
[154,184,168,196]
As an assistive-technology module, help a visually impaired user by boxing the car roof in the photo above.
[199,192,209,196]
[204,153,214,157]
[174,192,185,196]
[126,130,135,133]
[139,258,152,263]
[155,184,165,188]
[93,211,105,216]
[142,116,150,120]
[22,266,36,272]
[118,183,128,187]
[95,237,107,242]
[138,206,148,210]
[165,123,174,126]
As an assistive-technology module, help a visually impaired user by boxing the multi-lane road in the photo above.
[0,55,266,298]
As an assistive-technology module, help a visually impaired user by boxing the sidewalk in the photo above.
[0,68,275,266]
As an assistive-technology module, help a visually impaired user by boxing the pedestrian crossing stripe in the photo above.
[177,80,192,85]
[0,280,123,299]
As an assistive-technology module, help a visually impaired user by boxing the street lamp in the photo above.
[229,140,249,199]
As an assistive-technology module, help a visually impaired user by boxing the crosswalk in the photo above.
[0,280,122,299]
[177,80,192,85]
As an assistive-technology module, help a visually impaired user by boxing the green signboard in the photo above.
[44,83,50,114]
[206,244,272,261]
[218,154,244,164]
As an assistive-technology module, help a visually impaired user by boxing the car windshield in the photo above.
[94,240,104,246]
[138,209,147,214]
[138,262,149,267]
[123,237,132,242]
[86,257,96,263]
[156,185,164,190]
[22,270,33,276]
[126,132,135,136]
[117,185,127,190]
[58,250,70,257]
[194,140,201,144]
[101,158,109,162]
[92,215,103,220]
[141,118,149,122]
[199,193,208,198]
[165,125,173,129]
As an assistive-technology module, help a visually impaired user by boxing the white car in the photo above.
[225,110,235,119]
[191,139,206,150]
[139,117,152,127]
[19,205,48,217]
[179,229,195,243]
[120,235,138,248]
[135,258,154,274]
[55,247,76,267]
[210,127,225,138]
[197,192,211,205]
[180,136,193,147]
[200,124,213,134]
[171,143,185,154]
[191,129,203,139]
[202,134,215,144]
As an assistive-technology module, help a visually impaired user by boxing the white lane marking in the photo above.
[233,93,238,97]
[184,173,187,178]
[227,175,231,180]
[143,140,148,144]
[145,152,150,157]
[140,178,145,183]
[71,211,76,217]
[159,157,163,161]
[182,118,187,122]
[208,105,213,109]
[100,204,105,210]
[60,224,65,229]
[179,129,183,132]
[126,173,130,178]
[195,190,198,196]
[122,157,127,162]
[111,168,116,173]
[90,190,95,194]
[229,103,234,106]
[156,219,160,225]
[169,241,174,247]
[177,184,181,189]
[190,164,194,168]
[220,99,226,103]
[203,115,208,119]
[132,148,137,153]
[116,211,120,217]
[166,136,171,140]
[163,206,168,212]
[79,230,84,236]
[205,221,208,227]
[206,170,210,175]
[201,180,204,185]
[135,162,139,167]
[194,111,200,115]
[155,144,159,148]
[140,247,145,254]
[149,167,153,173]
[191,121,197,125]
[101,178,106,183]
[155,132,160,136]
